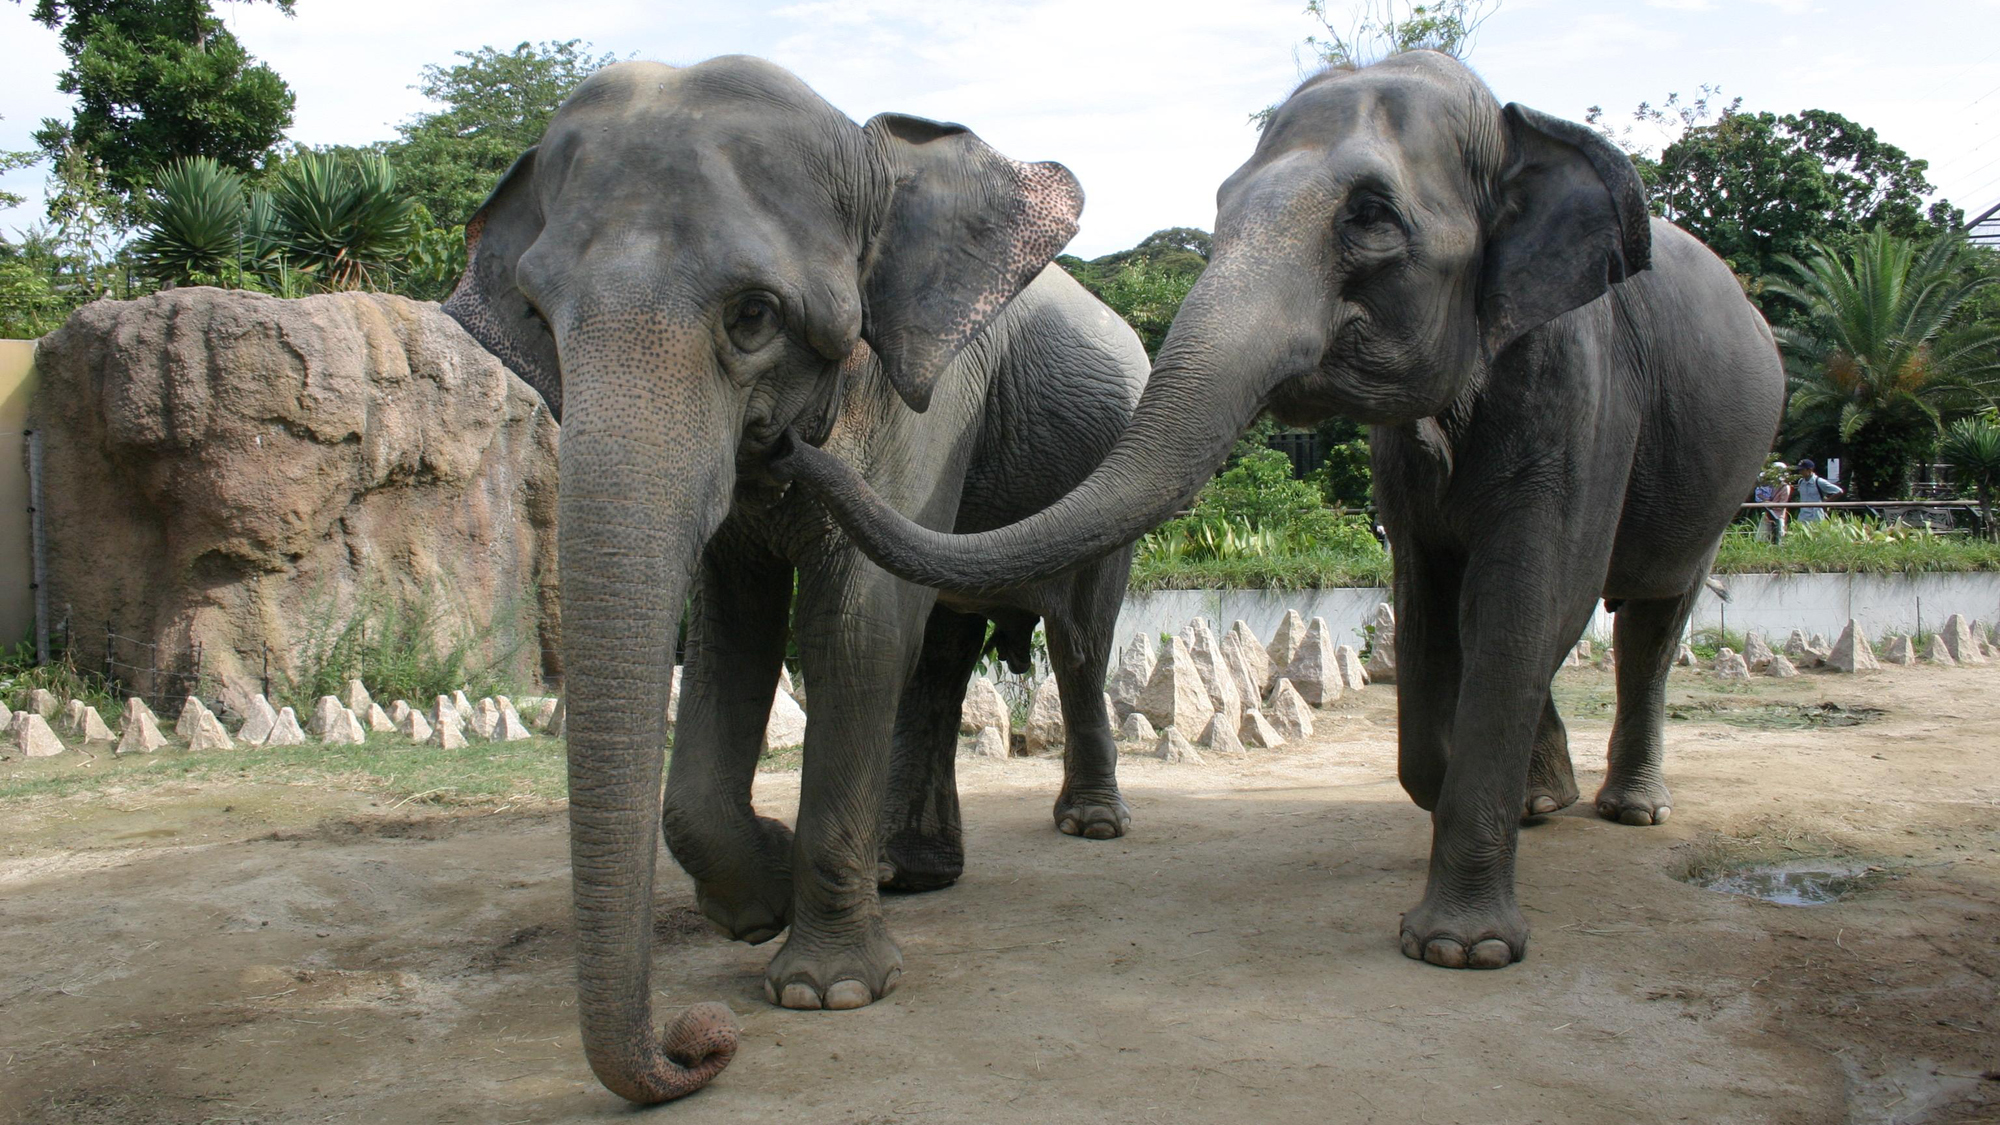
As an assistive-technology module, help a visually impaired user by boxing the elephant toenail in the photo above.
[780,982,822,1009]
[1084,821,1118,840]
[881,967,902,995]
[1468,939,1514,969]
[1618,808,1656,826]
[823,980,871,1010]
[1399,931,1424,961]
[1058,816,1079,836]
[1652,805,1671,823]
[763,979,778,1005]
[1529,796,1556,815]
[1424,938,1468,968]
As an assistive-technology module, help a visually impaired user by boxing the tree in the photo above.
[25,0,297,215]
[1939,412,2000,540]
[1058,227,1211,357]
[387,40,617,229]
[1588,96,1957,284]
[1768,229,2000,500]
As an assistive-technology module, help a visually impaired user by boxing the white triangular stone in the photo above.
[117,698,168,754]
[1332,645,1367,690]
[401,708,434,744]
[320,707,366,745]
[1266,610,1307,673]
[1025,678,1065,757]
[1239,708,1285,749]
[969,726,1008,759]
[10,711,65,756]
[1712,647,1751,680]
[1282,617,1339,707]
[1880,634,1915,665]
[265,707,306,746]
[495,700,532,742]
[175,696,213,741]
[764,689,808,751]
[238,694,278,744]
[1764,651,1799,678]
[188,708,235,751]
[1137,636,1213,741]
[1118,711,1156,743]
[1827,620,1878,673]
[1226,620,1273,696]
[1923,633,1956,665]
[366,702,395,732]
[60,698,85,734]
[78,705,115,744]
[1942,614,1985,664]
[429,714,466,749]
[1199,711,1245,755]
[1265,679,1315,740]
[1743,632,1775,671]
[311,696,346,738]
[344,679,372,717]
[1154,727,1203,764]
[26,688,59,719]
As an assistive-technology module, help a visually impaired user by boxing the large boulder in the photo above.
[33,289,560,704]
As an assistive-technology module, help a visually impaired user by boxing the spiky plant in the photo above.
[1767,229,2000,498]
[1940,412,2000,540]
[270,151,419,290]
[131,156,246,286]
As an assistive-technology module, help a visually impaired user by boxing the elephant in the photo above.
[772,52,1786,972]
[443,57,1148,1103]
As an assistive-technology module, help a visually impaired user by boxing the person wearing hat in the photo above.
[1756,459,1793,540]
[1795,458,1842,522]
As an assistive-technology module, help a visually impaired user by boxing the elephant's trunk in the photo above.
[773,241,1327,591]
[559,351,740,1104]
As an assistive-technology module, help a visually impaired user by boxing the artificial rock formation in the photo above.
[345,680,373,717]
[968,726,1008,759]
[1265,679,1315,741]
[187,708,234,751]
[1227,621,1274,696]
[1137,636,1213,742]
[960,677,1011,749]
[117,697,168,754]
[1712,647,1751,681]
[1154,728,1203,764]
[764,690,808,752]
[1118,712,1156,743]
[321,707,368,745]
[1240,709,1285,749]
[1199,711,1245,755]
[1880,634,1916,666]
[238,694,279,744]
[1332,645,1367,691]
[26,688,59,719]
[265,706,307,746]
[1282,617,1339,707]
[1025,678,1065,757]
[1187,621,1242,732]
[1364,603,1397,684]
[1107,633,1156,720]
[1742,632,1775,672]
[34,289,559,706]
[1941,614,1986,664]
[1764,651,1799,678]
[1267,610,1307,672]
[1923,633,1956,665]
[1827,620,1879,673]
[10,712,66,757]
[77,705,115,744]
[401,708,434,743]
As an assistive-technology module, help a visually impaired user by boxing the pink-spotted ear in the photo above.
[860,113,1083,412]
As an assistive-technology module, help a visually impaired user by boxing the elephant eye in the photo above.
[727,294,782,352]
[1348,198,1397,229]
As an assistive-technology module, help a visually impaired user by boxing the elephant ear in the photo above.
[1478,103,1653,356]
[443,147,563,419]
[859,113,1083,412]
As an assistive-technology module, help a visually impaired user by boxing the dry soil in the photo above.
[2,663,1996,1124]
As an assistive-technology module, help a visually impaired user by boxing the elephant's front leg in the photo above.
[662,542,796,944]
[1399,540,1589,970]
[878,604,990,892]
[764,557,934,1010]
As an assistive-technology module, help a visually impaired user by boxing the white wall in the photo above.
[1112,572,2000,651]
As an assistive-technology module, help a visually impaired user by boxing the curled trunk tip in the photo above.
[591,1001,739,1104]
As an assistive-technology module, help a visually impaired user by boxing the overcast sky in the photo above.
[2,0,1997,257]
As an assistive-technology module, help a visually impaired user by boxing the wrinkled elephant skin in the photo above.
[444,57,1147,1103]
[775,52,1785,972]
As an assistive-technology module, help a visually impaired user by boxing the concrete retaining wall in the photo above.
[1114,571,2000,649]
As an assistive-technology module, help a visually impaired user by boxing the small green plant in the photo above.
[1940,411,2000,540]
[277,583,525,714]
[0,645,118,714]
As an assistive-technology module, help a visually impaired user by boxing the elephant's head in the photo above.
[442,57,1082,1104]
[770,51,1651,589]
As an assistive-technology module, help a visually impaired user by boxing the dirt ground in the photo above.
[2,663,1997,1125]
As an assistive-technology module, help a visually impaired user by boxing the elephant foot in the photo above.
[1523,782,1579,820]
[878,826,964,894]
[1055,786,1130,840]
[762,916,903,1011]
[688,815,795,944]
[1397,895,1527,970]
[1593,779,1672,826]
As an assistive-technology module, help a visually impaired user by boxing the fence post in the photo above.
[103,621,113,683]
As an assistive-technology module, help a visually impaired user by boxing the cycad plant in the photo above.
[1768,229,2000,499]
[131,157,248,286]
[1940,411,2000,540]
[269,152,419,291]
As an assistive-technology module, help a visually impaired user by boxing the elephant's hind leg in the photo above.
[1595,590,1696,826]
[1523,693,1579,819]
[878,605,989,893]
[1044,559,1130,840]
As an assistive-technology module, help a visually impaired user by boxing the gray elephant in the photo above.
[444,57,1147,1103]
[774,53,1785,972]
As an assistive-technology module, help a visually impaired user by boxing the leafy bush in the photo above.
[131,156,247,285]
[1713,514,2000,573]
[1940,411,2000,539]
[1134,448,1386,586]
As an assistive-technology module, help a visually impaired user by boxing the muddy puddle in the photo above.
[1695,858,1890,905]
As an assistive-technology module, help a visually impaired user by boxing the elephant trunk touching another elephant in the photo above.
[777,50,1785,974]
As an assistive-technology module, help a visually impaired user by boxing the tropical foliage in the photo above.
[1940,412,2000,540]
[28,0,298,216]
[1767,229,2000,499]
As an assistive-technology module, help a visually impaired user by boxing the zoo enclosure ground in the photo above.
[0,664,1996,1124]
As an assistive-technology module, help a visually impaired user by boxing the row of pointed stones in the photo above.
[663,666,809,752]
[1,679,563,760]
[1708,614,1996,680]
[957,605,1394,765]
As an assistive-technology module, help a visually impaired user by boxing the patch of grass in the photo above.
[0,649,120,714]
[278,583,528,715]
[0,730,571,805]
[1713,520,2000,575]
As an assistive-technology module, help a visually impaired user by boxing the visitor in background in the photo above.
[1755,461,1792,541]
[1795,458,1842,522]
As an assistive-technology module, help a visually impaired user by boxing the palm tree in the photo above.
[1940,411,2000,539]
[1768,229,2000,499]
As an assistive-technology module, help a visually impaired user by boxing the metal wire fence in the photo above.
[100,624,205,717]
